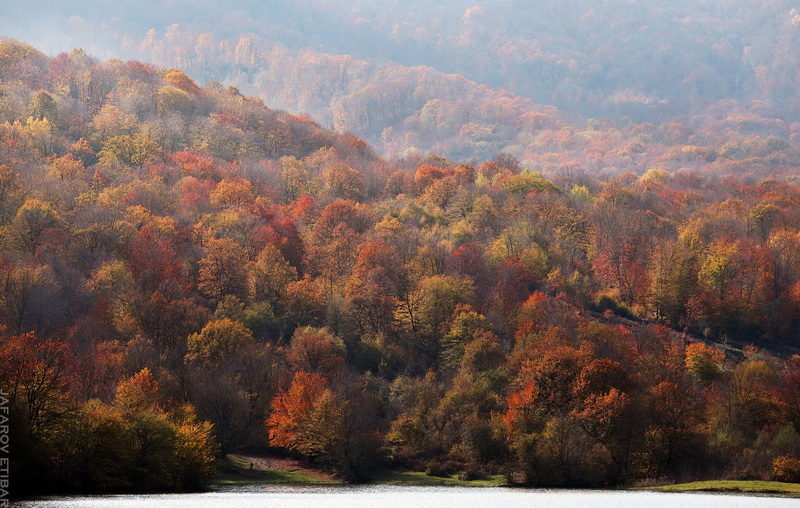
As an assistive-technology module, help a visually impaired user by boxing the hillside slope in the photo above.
[1,42,799,494]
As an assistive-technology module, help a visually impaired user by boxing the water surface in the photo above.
[14,484,797,508]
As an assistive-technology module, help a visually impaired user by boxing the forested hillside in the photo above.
[4,1,800,160]
[2,41,800,493]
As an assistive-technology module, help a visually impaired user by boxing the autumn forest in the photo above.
[3,0,800,497]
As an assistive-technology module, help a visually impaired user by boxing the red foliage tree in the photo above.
[266,371,330,453]
[126,227,185,293]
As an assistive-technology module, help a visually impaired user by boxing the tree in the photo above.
[413,164,445,192]
[312,199,373,242]
[0,332,72,434]
[283,278,325,328]
[497,170,560,195]
[280,156,311,201]
[198,237,248,301]
[30,90,57,123]
[592,204,658,309]
[324,162,364,200]
[773,455,800,483]
[80,400,134,491]
[684,342,724,382]
[187,339,279,452]
[689,239,759,339]
[209,177,254,208]
[47,153,85,180]
[488,257,535,336]
[81,391,216,492]
[23,117,53,155]
[171,406,217,490]
[513,343,585,415]
[646,381,703,475]
[267,371,329,454]
[516,292,581,335]
[248,244,297,307]
[268,369,381,481]
[309,387,381,482]
[460,330,505,373]
[345,241,406,335]
[572,388,634,480]
[92,104,134,139]
[286,327,345,377]
[114,367,160,414]
[440,305,488,371]
[758,232,800,341]
[126,227,184,293]
[157,85,194,115]
[0,263,57,334]
[164,71,202,95]
[416,275,475,342]
[574,359,631,398]
[650,239,694,324]
[721,359,779,438]
[7,199,62,252]
[0,164,24,225]
[186,318,255,364]
[778,355,800,431]
[0,331,78,494]
[128,410,178,490]
[503,380,542,437]
[68,138,97,165]
[99,133,163,168]
[697,240,739,299]
[135,291,209,351]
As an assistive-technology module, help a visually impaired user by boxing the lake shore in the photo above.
[15,484,800,508]
[641,480,800,497]
[217,454,507,487]
[216,454,800,496]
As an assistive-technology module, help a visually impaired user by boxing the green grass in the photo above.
[213,456,333,485]
[370,470,507,487]
[645,480,800,496]
[216,469,329,485]
[222,455,254,469]
[217,455,508,487]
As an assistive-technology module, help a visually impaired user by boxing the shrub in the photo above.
[772,455,800,482]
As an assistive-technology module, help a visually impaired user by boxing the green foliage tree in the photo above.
[186,318,255,363]
[99,133,163,168]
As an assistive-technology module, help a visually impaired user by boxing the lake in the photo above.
[12,485,798,508]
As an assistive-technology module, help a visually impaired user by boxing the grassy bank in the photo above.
[369,470,507,487]
[215,455,337,485]
[214,454,508,487]
[644,480,800,496]
[216,456,800,496]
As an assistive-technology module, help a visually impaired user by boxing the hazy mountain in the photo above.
[4,1,800,139]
